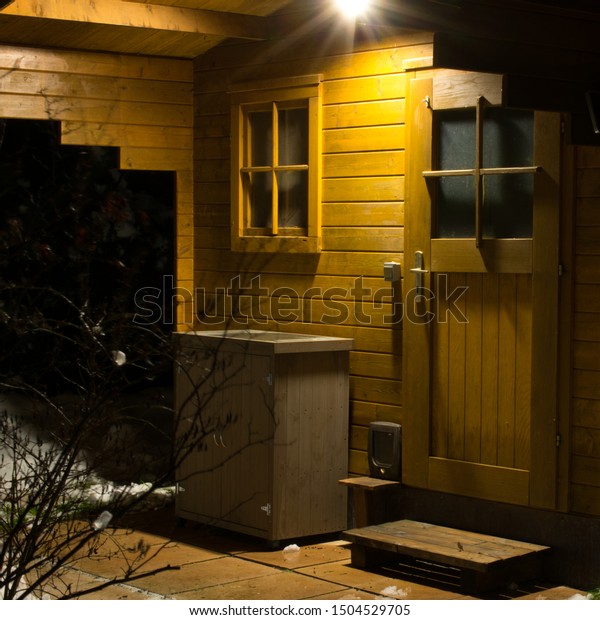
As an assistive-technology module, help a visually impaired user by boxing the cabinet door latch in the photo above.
[260,503,271,516]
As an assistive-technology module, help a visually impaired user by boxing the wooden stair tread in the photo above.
[339,476,401,491]
[343,519,550,573]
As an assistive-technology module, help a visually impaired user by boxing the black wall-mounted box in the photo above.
[368,421,402,481]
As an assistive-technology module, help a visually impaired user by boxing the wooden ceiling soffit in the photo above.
[0,0,268,41]
[121,0,294,17]
[433,32,600,85]
[432,33,600,144]
[380,0,600,53]
[504,75,593,114]
[567,113,600,146]
[434,32,600,108]
[504,75,600,145]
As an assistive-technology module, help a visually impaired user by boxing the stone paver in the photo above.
[515,586,589,600]
[74,538,225,580]
[296,561,472,600]
[128,555,279,596]
[174,570,346,600]
[40,508,588,601]
[237,540,351,569]
[308,588,381,600]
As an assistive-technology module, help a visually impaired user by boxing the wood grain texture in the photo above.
[570,145,600,515]
[175,334,349,540]
[0,45,194,330]
[403,77,560,509]
[194,26,409,474]
[343,519,549,571]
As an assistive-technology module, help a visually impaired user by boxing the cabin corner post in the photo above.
[529,112,562,509]
[556,141,576,514]
[175,168,195,333]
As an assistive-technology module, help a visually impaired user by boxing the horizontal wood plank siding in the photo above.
[0,46,194,329]
[572,146,600,516]
[194,28,431,474]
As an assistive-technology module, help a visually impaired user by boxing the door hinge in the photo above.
[265,372,273,386]
[558,263,564,276]
[556,434,561,447]
[260,503,271,517]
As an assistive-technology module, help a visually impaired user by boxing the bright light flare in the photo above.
[334,0,371,19]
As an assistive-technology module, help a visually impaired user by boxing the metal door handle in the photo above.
[409,251,428,295]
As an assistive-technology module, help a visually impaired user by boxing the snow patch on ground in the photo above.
[281,543,301,563]
[0,391,176,599]
[84,480,176,513]
[380,585,409,599]
[0,390,176,524]
[569,593,593,600]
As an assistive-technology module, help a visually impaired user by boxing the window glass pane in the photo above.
[438,109,476,170]
[249,171,272,227]
[278,106,308,166]
[249,111,272,167]
[277,170,308,228]
[435,110,476,237]
[482,108,534,238]
[436,176,476,238]
[483,108,533,168]
[483,174,533,238]
[434,107,534,239]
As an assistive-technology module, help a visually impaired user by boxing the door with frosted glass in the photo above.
[403,75,561,509]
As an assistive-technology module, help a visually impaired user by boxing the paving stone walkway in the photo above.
[53,507,586,601]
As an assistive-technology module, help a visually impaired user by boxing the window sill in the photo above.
[231,235,321,253]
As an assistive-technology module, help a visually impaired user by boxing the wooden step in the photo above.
[342,519,551,593]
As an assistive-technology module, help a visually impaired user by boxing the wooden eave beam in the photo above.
[0,0,268,40]
[433,32,600,113]
[371,0,600,55]
[468,0,600,25]
[504,75,597,114]
[433,32,600,85]
[432,32,600,144]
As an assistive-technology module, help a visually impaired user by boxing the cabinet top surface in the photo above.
[177,330,353,353]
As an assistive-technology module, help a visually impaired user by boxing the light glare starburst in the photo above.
[334,0,371,19]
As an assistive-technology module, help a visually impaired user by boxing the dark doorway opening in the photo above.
[0,119,175,392]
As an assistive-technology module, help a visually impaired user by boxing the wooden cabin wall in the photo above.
[0,45,194,328]
[571,146,600,517]
[194,27,433,474]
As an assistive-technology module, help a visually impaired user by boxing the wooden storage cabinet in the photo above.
[175,330,353,542]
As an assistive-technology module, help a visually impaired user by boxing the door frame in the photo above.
[402,71,562,510]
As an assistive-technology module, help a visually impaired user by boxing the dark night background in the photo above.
[0,119,174,392]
